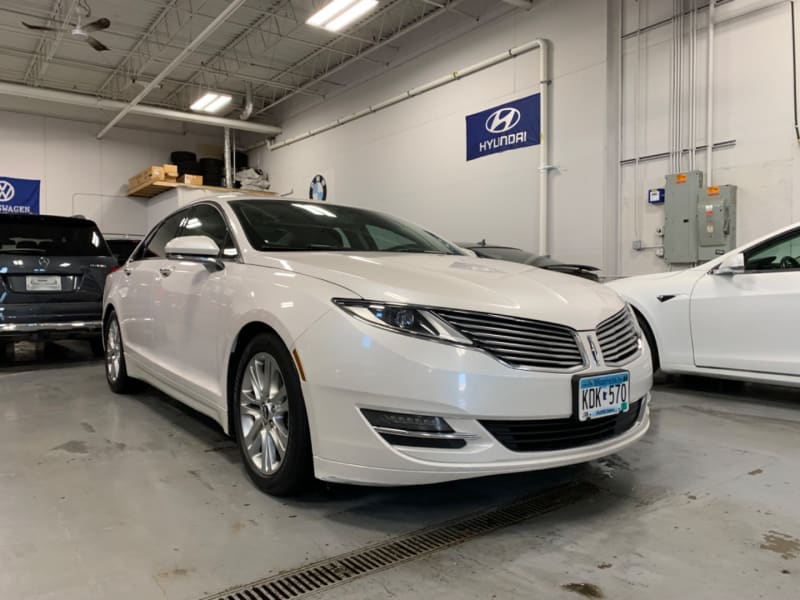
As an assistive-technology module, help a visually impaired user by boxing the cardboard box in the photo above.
[177,174,203,185]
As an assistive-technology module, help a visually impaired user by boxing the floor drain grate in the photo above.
[202,480,598,600]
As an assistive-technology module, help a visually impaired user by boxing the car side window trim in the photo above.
[166,202,242,263]
[742,226,800,274]
[131,208,191,263]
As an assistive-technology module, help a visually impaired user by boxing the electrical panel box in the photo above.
[663,171,703,264]
[697,185,737,261]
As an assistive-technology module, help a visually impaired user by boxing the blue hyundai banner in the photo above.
[0,177,40,214]
[466,94,540,161]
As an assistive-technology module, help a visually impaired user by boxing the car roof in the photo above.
[0,213,99,227]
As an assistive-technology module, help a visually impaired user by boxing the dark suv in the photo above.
[0,214,117,356]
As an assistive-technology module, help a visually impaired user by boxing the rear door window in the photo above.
[0,218,110,257]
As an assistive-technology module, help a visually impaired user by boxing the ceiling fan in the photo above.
[22,0,111,52]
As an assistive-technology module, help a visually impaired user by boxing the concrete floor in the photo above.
[1,341,798,600]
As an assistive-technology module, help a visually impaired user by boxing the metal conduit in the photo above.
[0,81,282,135]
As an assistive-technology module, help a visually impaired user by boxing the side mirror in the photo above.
[715,252,745,276]
[165,235,223,270]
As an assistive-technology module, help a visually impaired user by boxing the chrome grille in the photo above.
[596,308,640,365]
[433,309,584,370]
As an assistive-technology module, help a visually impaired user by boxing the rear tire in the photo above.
[233,332,313,496]
[104,312,139,393]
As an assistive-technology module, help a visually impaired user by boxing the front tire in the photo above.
[233,333,313,496]
[634,309,660,374]
[104,312,138,393]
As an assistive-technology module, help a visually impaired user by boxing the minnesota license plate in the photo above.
[26,275,61,292]
[577,372,630,422]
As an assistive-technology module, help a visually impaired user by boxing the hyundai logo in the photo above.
[485,107,521,134]
[0,180,15,203]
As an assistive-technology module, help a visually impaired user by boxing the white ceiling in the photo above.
[0,0,507,128]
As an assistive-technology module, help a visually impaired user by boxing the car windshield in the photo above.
[231,200,463,255]
[0,217,111,257]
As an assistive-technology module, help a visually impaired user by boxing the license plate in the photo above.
[576,372,630,422]
[26,275,61,292]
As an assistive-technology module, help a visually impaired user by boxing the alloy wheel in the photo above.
[106,319,121,382]
[239,352,290,475]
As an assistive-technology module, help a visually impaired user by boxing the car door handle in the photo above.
[159,267,174,277]
[123,267,132,276]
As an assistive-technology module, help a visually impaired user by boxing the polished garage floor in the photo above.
[1,342,798,600]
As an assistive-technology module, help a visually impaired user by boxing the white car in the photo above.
[103,196,652,495]
[608,222,800,387]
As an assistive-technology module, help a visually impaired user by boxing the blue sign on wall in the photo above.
[466,94,540,161]
[0,177,40,214]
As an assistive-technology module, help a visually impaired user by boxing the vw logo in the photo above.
[485,107,521,134]
[0,180,15,203]
[38,256,50,268]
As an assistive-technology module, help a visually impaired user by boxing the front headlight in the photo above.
[333,299,472,345]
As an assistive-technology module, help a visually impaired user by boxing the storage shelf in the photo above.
[127,180,275,199]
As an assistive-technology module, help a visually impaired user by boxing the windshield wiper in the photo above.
[390,248,450,255]
[257,245,347,251]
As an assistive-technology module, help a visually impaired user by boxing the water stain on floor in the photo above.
[562,583,604,598]
[760,531,800,560]
[50,440,89,454]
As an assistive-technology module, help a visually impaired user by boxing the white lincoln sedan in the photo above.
[103,197,652,495]
[608,222,800,388]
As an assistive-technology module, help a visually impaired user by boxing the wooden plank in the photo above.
[127,180,276,199]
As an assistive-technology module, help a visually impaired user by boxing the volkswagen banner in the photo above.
[0,176,40,214]
[465,94,540,161]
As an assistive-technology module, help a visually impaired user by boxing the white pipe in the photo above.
[678,0,684,172]
[224,128,233,188]
[537,40,551,257]
[96,0,247,139]
[689,0,697,171]
[706,0,716,184]
[240,81,253,121]
[268,39,553,255]
[0,81,282,136]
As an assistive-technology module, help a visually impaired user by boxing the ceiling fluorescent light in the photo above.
[205,94,232,113]
[325,0,378,32]
[190,92,218,111]
[306,0,357,27]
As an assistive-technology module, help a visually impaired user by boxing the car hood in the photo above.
[606,267,703,297]
[247,251,624,330]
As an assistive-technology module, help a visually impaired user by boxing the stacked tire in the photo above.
[170,151,201,177]
[199,158,225,187]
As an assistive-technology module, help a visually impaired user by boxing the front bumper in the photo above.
[294,308,653,486]
[0,320,102,342]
